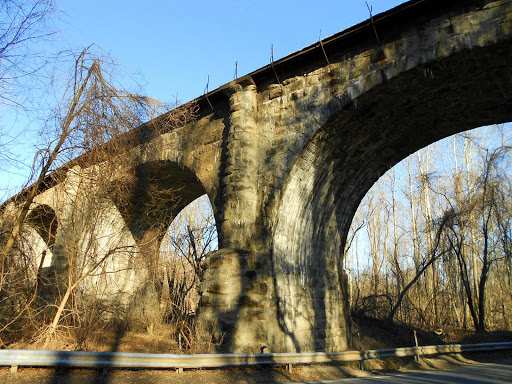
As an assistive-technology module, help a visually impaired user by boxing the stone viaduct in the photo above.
[3,0,512,353]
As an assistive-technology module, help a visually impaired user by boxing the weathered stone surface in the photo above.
[4,0,512,354]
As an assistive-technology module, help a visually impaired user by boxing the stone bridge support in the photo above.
[28,166,146,312]
[199,81,279,353]
[220,81,260,250]
[199,80,350,353]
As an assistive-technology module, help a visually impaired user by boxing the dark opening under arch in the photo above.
[25,204,58,253]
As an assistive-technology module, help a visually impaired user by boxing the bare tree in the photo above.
[41,164,137,346]
[1,47,169,277]
[0,0,58,195]
[387,210,449,322]
[0,46,198,347]
[0,0,56,107]
[158,195,217,346]
[444,145,512,331]
[346,125,512,332]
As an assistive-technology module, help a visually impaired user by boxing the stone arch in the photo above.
[25,204,58,252]
[20,204,59,269]
[104,158,214,300]
[107,159,210,245]
[104,159,215,325]
[271,35,512,352]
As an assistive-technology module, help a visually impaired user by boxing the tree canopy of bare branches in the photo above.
[346,125,512,333]
[0,0,56,108]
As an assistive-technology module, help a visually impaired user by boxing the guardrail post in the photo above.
[358,332,364,371]
[287,363,293,373]
[176,367,183,374]
[413,330,420,361]
[10,365,18,374]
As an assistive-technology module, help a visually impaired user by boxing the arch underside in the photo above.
[25,204,59,252]
[272,40,512,351]
[107,160,207,243]
[19,204,59,271]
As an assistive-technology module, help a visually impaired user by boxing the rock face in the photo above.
[6,0,512,353]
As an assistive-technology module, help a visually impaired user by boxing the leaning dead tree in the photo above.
[0,46,197,345]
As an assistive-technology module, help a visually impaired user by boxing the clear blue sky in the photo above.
[1,0,405,198]
[58,0,406,104]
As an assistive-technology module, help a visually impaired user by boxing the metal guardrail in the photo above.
[0,342,511,372]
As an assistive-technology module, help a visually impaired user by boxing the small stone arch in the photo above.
[104,159,217,329]
[106,159,211,245]
[21,204,59,269]
[25,204,59,252]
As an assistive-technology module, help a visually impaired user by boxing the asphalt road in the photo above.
[293,361,512,384]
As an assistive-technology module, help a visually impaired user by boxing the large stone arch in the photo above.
[192,0,512,354]
[271,25,512,353]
